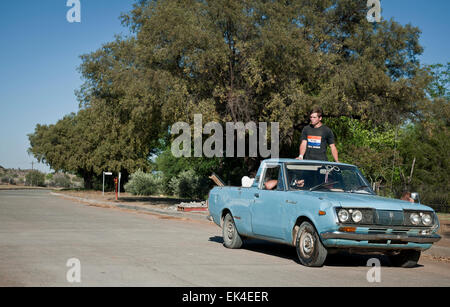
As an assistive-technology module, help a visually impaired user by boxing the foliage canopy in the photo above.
[27,1,448,208]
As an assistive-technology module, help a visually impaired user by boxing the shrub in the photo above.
[155,147,221,194]
[53,173,72,188]
[71,176,84,188]
[169,169,209,200]
[25,170,46,187]
[1,176,17,185]
[124,169,162,196]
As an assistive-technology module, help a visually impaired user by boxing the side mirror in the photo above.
[411,193,420,203]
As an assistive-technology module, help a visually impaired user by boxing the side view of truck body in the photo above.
[208,159,441,267]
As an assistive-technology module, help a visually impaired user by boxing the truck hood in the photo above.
[305,191,435,212]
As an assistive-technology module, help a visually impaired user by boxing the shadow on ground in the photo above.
[208,236,423,268]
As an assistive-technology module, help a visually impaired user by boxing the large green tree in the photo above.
[122,0,428,125]
[397,63,449,210]
[28,110,98,188]
[118,0,430,165]
[29,0,438,190]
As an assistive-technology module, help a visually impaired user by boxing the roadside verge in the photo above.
[50,192,212,224]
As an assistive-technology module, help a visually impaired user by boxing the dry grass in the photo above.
[57,189,188,210]
[0,185,49,190]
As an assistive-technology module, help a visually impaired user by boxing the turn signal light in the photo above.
[339,227,356,233]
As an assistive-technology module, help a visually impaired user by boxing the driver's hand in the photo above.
[295,179,305,188]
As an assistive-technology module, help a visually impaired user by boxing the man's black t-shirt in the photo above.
[301,125,335,161]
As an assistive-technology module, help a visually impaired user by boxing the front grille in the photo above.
[375,210,404,226]
[337,208,435,228]
[360,209,375,224]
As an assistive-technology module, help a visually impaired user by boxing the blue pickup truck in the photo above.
[208,159,441,267]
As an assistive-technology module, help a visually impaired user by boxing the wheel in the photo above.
[295,221,328,267]
[388,250,421,268]
[222,213,243,249]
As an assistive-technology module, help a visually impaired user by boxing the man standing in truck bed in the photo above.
[297,106,339,162]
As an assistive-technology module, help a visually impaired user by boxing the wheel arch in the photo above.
[292,216,317,246]
[221,208,232,227]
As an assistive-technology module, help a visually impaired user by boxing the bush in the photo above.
[155,147,221,194]
[25,170,46,187]
[71,176,84,188]
[1,176,16,185]
[169,169,209,200]
[124,170,162,196]
[53,173,72,188]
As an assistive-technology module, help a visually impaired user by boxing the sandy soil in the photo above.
[58,190,194,210]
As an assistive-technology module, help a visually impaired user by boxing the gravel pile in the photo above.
[178,201,207,208]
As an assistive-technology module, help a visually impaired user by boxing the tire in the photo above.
[388,250,421,268]
[222,213,243,249]
[295,221,328,267]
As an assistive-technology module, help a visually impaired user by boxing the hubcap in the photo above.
[226,221,234,240]
[301,232,314,257]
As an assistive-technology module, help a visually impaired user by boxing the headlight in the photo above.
[352,210,363,223]
[338,209,349,223]
[422,213,432,226]
[410,213,421,225]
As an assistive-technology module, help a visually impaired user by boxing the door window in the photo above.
[262,165,281,191]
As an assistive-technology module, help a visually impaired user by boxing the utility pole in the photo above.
[31,161,34,186]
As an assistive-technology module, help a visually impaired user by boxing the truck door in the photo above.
[250,164,286,240]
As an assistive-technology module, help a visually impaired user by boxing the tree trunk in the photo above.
[79,169,94,190]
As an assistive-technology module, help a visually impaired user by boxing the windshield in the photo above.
[285,163,375,194]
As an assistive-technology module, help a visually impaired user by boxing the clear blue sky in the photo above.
[0,0,449,173]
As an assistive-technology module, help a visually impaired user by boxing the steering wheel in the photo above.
[290,178,305,188]
[290,178,297,187]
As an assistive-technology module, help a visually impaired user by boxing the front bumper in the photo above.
[321,231,441,244]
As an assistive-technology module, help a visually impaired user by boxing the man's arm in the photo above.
[297,140,307,160]
[330,144,339,162]
[326,127,338,162]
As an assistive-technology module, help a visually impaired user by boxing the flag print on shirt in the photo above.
[307,135,322,149]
